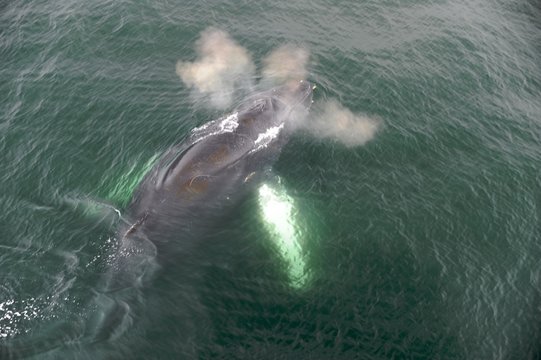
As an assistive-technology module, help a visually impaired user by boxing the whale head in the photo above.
[235,80,313,140]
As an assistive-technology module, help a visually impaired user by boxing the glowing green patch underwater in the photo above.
[258,181,310,289]
[65,155,161,224]
[106,154,161,207]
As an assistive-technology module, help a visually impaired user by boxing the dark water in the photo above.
[1,0,541,358]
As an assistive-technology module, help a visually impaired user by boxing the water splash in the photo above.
[176,29,381,148]
[0,297,59,339]
[294,99,381,147]
[262,44,310,84]
[176,28,255,109]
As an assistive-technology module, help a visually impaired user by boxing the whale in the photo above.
[120,81,312,249]
[100,79,314,297]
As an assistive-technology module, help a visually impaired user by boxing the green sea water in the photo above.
[1,0,541,358]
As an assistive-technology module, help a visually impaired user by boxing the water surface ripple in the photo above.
[1,0,540,358]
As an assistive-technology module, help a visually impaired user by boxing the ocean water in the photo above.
[1,0,541,359]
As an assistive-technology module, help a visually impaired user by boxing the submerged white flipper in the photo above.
[257,176,311,289]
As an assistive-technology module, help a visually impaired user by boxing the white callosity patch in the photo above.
[190,112,240,143]
[258,182,309,289]
[250,123,285,153]
[216,113,239,133]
